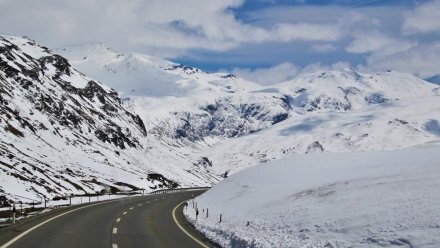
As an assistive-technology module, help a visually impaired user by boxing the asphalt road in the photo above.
[0,190,214,248]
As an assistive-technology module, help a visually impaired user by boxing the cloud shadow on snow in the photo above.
[425,119,440,136]
[279,118,324,136]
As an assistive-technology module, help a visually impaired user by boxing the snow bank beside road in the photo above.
[184,143,440,247]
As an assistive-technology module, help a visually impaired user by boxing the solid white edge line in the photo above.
[113,228,118,234]
[0,199,122,248]
[172,201,209,248]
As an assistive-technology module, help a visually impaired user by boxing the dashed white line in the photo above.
[116,218,121,223]
[122,212,127,215]
[129,207,134,210]
[112,244,118,248]
[138,203,143,206]
[113,228,118,234]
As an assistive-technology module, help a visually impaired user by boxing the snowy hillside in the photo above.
[198,70,440,174]
[3,36,439,205]
[0,35,219,205]
[185,143,440,247]
[59,43,440,178]
[58,43,293,144]
[57,44,258,97]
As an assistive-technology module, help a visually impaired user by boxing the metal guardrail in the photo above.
[149,187,211,195]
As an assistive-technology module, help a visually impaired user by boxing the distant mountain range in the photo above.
[1,35,439,203]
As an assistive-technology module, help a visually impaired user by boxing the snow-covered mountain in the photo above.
[57,44,293,145]
[58,43,440,176]
[199,70,440,174]
[0,36,219,204]
[2,36,439,204]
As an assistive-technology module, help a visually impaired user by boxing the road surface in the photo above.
[0,190,214,248]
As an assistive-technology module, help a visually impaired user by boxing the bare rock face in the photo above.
[0,36,170,202]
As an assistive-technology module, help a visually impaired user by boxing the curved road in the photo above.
[0,190,213,248]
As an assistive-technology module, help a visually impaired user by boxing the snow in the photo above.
[3,35,440,218]
[185,143,440,247]
[57,41,440,190]
[0,35,220,203]
[2,35,50,58]
[57,43,259,97]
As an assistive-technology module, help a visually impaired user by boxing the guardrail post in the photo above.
[206,208,209,218]
[219,214,222,223]
[12,203,16,224]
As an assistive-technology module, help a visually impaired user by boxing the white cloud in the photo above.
[272,23,342,42]
[0,0,346,58]
[232,63,299,85]
[346,30,395,54]
[312,43,337,52]
[232,61,353,85]
[402,0,440,34]
[366,42,440,79]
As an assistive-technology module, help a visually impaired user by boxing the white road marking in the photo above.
[146,201,150,203]
[172,201,209,248]
[138,203,143,206]
[113,228,118,234]
[112,244,118,248]
[0,199,122,248]
[116,218,121,223]
[129,207,134,210]
[122,212,127,215]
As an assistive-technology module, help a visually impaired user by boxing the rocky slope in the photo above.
[0,36,219,204]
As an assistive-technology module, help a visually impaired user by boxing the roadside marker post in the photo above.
[12,203,16,224]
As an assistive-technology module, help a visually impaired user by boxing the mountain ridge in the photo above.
[1,36,439,205]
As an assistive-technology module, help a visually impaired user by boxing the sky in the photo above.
[0,0,439,85]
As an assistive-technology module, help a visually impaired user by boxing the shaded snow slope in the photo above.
[186,143,440,247]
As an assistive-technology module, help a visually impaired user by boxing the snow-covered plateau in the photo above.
[185,143,440,247]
